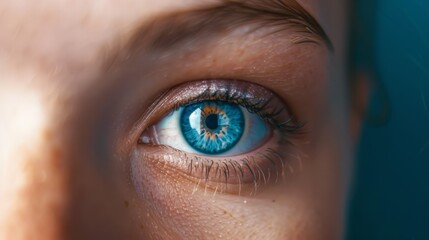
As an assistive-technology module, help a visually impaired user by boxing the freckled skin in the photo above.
[0,0,356,239]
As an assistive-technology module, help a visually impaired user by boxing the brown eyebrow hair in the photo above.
[110,0,332,67]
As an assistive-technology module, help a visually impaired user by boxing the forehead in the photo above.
[0,0,345,84]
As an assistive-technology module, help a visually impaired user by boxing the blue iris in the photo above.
[180,101,245,154]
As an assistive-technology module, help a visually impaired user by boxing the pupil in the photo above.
[205,114,219,130]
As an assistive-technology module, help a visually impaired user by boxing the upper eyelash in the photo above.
[169,84,305,134]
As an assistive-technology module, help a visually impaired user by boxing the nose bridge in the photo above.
[0,88,70,240]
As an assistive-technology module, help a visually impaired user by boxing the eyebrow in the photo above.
[110,0,332,67]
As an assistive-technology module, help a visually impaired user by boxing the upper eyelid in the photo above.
[135,79,302,141]
[139,79,281,125]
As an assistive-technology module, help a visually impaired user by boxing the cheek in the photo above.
[129,142,343,240]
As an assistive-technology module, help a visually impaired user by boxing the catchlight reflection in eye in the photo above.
[151,100,270,156]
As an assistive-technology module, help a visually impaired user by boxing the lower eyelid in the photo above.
[135,134,292,195]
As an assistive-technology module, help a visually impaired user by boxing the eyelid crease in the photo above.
[136,79,303,138]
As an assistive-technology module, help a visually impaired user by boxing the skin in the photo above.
[0,0,360,239]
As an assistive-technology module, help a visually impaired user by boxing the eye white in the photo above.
[153,106,270,156]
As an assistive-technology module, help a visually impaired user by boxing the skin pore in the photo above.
[0,0,356,239]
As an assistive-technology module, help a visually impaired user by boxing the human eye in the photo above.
[145,100,269,156]
[135,79,304,195]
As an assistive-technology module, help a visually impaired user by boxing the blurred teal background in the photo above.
[347,0,429,239]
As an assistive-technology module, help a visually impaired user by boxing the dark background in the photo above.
[347,1,429,239]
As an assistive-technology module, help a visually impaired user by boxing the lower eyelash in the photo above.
[189,148,293,196]
[141,143,295,196]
